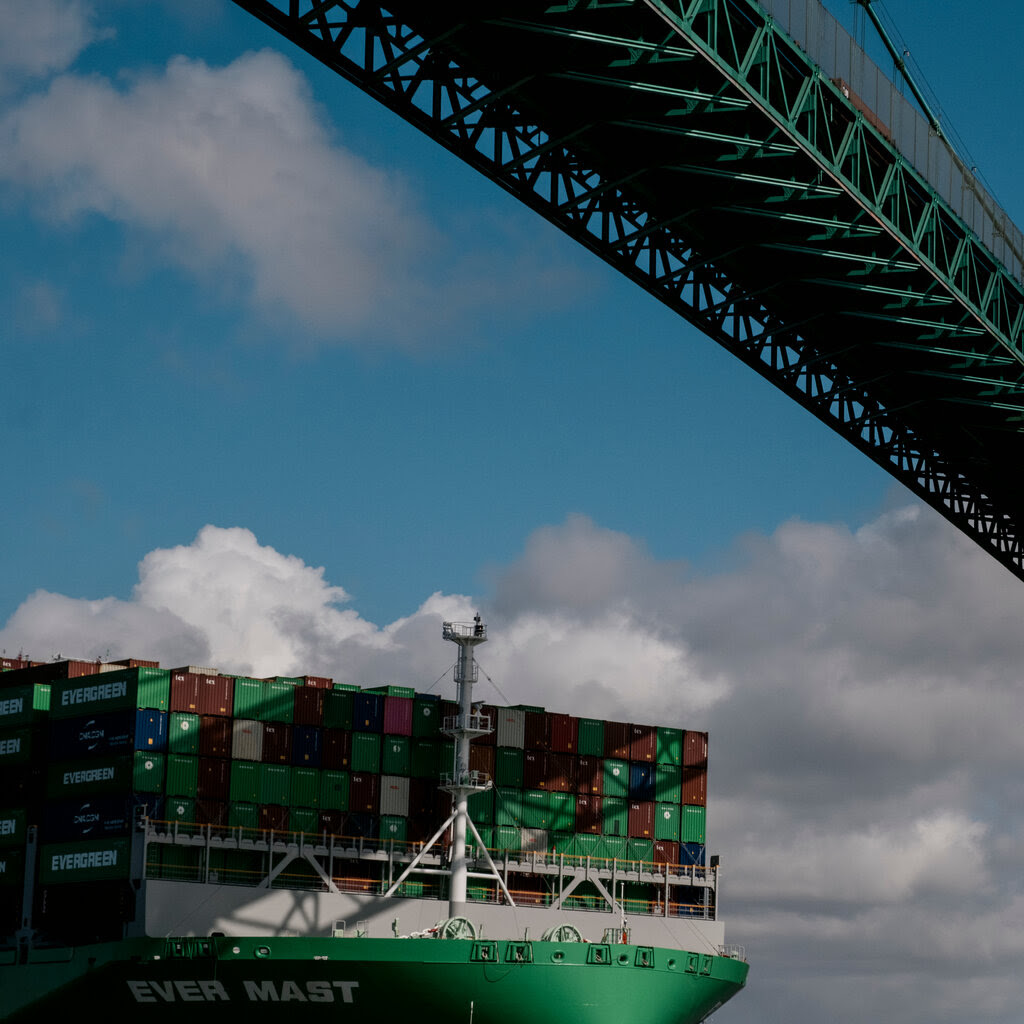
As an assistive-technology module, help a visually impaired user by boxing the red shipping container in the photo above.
[322,729,352,771]
[544,753,575,793]
[576,755,603,795]
[469,744,495,779]
[318,809,343,834]
[680,766,707,807]
[476,704,498,747]
[199,716,232,758]
[629,724,657,763]
[259,804,289,830]
[383,696,414,736]
[683,731,708,767]
[261,723,293,764]
[549,713,578,754]
[628,800,656,838]
[349,773,380,814]
[524,711,550,752]
[575,794,603,834]
[301,676,333,689]
[604,721,631,759]
[294,687,325,727]
[409,777,439,817]
[653,840,679,866]
[170,672,234,717]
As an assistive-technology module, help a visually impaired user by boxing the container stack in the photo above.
[0,655,711,934]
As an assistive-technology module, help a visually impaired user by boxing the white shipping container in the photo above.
[379,774,410,816]
[496,708,525,748]
[520,827,549,853]
[231,718,263,761]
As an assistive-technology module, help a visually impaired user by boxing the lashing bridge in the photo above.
[231,0,1024,580]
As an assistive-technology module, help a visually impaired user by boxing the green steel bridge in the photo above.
[231,0,1024,582]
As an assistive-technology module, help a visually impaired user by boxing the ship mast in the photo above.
[441,615,492,915]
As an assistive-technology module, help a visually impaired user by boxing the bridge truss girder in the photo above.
[231,0,1024,579]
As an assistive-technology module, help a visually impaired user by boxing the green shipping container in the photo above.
[468,787,494,826]
[494,787,523,828]
[381,735,411,776]
[410,739,439,779]
[656,727,683,766]
[0,809,27,849]
[576,718,605,757]
[230,761,260,803]
[550,831,574,855]
[495,747,524,788]
[290,807,319,834]
[351,732,381,773]
[47,756,133,798]
[232,678,264,719]
[323,690,355,730]
[571,832,603,860]
[0,727,33,766]
[492,824,521,853]
[655,763,682,804]
[133,751,166,794]
[601,796,628,837]
[165,796,196,826]
[548,791,575,833]
[0,848,24,886]
[681,805,706,844]
[165,754,199,797]
[259,764,291,805]
[260,680,295,723]
[0,684,49,728]
[379,815,407,841]
[603,759,629,799]
[168,712,200,754]
[320,770,350,811]
[655,802,681,841]
[290,767,320,808]
[627,837,654,865]
[228,801,260,829]
[412,698,441,738]
[598,835,629,861]
[521,789,551,829]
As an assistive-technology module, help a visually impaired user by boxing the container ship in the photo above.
[0,617,747,1021]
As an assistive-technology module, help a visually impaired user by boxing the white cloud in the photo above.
[5,506,1024,1023]
[0,45,585,348]
[0,0,108,93]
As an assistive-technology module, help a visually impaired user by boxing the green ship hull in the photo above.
[2,935,747,1023]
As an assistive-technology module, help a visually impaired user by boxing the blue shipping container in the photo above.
[629,762,655,801]
[352,693,384,732]
[292,725,323,768]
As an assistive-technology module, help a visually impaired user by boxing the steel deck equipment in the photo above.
[228,0,1024,580]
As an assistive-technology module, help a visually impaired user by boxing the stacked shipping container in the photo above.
[0,657,711,935]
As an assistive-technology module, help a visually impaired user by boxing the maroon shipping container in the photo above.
[469,744,495,779]
[524,711,550,752]
[318,809,343,834]
[1,659,101,685]
[604,720,631,759]
[199,716,232,758]
[293,687,325,727]
[653,840,679,866]
[683,730,708,767]
[259,805,289,830]
[544,753,575,793]
[476,705,498,747]
[523,750,546,790]
[628,800,656,839]
[170,672,233,717]
[382,696,413,736]
[349,773,380,814]
[576,794,603,834]
[576,755,603,795]
[629,724,657,763]
[548,713,578,754]
[195,798,228,827]
[109,658,160,669]
[198,758,231,801]
[408,777,439,817]
[322,729,352,771]
[680,766,707,807]
[301,676,333,689]
[261,723,293,764]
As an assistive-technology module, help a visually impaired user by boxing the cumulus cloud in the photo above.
[0,0,109,94]
[5,506,1024,1023]
[0,43,583,348]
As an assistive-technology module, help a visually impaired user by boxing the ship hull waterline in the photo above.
[3,936,748,1023]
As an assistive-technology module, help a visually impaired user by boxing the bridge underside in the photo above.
[232,0,1024,581]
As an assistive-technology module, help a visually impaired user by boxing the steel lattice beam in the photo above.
[229,0,1024,580]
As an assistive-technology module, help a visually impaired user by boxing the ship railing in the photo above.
[441,711,492,736]
[718,944,746,961]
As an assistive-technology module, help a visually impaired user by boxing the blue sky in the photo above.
[4,3,1024,1023]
